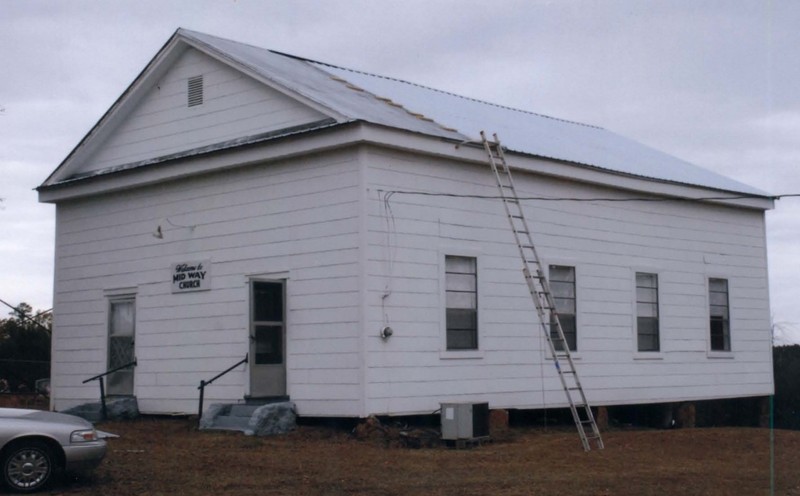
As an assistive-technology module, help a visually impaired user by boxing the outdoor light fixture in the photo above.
[380,326,393,340]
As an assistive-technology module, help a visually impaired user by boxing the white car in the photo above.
[0,408,115,493]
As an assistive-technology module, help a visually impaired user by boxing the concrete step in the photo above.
[200,401,296,436]
[210,415,251,430]
[61,396,139,423]
[228,404,262,417]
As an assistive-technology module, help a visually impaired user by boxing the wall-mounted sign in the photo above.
[172,260,211,293]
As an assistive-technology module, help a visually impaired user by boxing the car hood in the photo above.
[0,408,93,428]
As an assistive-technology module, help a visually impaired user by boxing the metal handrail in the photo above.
[197,354,248,425]
[82,359,137,420]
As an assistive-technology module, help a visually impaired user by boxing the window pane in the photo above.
[551,315,576,351]
[636,287,658,304]
[709,292,729,307]
[637,302,658,318]
[446,308,476,330]
[554,297,575,314]
[550,281,575,298]
[446,291,476,310]
[446,273,476,292]
[446,256,476,274]
[254,282,283,322]
[549,265,575,282]
[637,332,659,352]
[637,317,658,334]
[636,273,657,288]
[447,328,478,350]
[109,336,135,368]
[255,325,283,364]
[710,305,729,319]
[709,278,728,292]
[110,301,135,336]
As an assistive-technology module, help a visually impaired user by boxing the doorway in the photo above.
[249,280,287,398]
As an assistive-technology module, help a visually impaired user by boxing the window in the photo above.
[108,297,135,395]
[636,272,660,352]
[709,278,731,351]
[445,256,478,350]
[549,265,576,351]
[188,75,203,107]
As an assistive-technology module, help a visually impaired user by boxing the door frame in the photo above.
[248,277,287,398]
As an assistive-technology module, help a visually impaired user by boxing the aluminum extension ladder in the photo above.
[480,131,604,451]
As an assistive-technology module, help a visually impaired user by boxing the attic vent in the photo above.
[187,75,203,107]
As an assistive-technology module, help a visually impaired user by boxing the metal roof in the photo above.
[116,29,775,196]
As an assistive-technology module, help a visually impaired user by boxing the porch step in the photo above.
[200,400,296,436]
[62,396,139,423]
[229,404,262,417]
[209,415,251,431]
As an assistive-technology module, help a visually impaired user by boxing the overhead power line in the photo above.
[378,190,800,203]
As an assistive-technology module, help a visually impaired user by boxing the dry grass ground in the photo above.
[33,417,800,496]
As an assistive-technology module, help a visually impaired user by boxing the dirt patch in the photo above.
[31,416,799,496]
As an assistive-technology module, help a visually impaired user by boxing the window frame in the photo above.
[707,277,733,354]
[103,287,138,396]
[547,263,578,353]
[439,249,483,359]
[634,271,661,354]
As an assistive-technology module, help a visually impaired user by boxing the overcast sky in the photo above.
[1,0,798,344]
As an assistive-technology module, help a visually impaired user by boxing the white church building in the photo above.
[38,29,774,418]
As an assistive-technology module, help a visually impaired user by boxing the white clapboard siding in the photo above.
[75,48,328,176]
[51,150,363,415]
[362,147,771,416]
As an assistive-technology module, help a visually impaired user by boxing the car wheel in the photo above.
[3,441,55,493]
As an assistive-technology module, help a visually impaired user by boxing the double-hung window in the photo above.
[549,265,576,351]
[445,256,478,350]
[636,272,660,352]
[709,278,731,351]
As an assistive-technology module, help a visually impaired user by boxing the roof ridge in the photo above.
[295,56,603,131]
[182,31,601,131]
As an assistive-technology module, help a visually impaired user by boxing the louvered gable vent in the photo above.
[187,75,203,107]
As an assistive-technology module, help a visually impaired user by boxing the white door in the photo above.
[249,280,287,398]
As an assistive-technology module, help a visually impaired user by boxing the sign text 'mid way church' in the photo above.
[171,261,211,293]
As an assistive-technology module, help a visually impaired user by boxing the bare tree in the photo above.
[772,318,799,346]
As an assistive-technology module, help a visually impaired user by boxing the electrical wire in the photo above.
[379,190,800,203]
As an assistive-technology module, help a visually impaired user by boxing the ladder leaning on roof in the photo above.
[480,131,604,452]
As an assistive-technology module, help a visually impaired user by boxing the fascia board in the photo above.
[37,122,367,203]
[353,125,775,211]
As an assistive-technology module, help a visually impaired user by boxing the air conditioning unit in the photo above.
[440,402,490,440]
